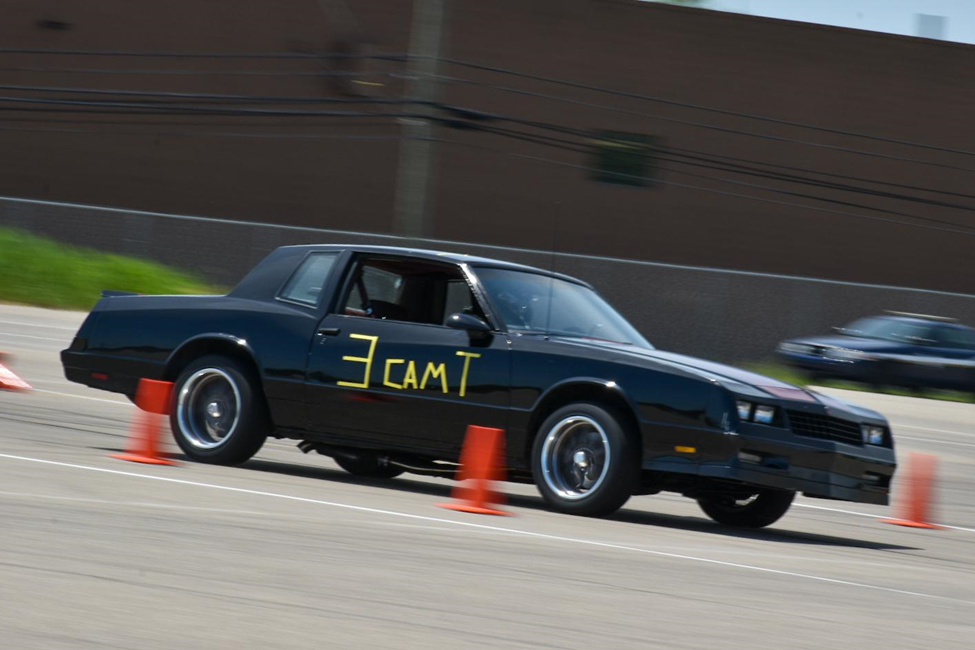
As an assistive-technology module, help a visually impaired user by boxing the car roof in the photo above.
[278,244,590,286]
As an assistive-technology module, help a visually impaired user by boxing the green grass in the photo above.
[0,227,220,310]
[745,361,975,404]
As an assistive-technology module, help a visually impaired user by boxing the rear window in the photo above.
[279,252,339,306]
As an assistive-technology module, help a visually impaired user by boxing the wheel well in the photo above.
[164,338,262,387]
[525,382,642,458]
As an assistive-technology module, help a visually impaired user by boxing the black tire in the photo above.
[697,489,795,528]
[531,402,639,517]
[169,354,270,465]
[334,453,404,479]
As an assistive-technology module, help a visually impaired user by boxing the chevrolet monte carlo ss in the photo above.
[62,245,896,527]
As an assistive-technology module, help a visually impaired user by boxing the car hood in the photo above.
[555,336,805,393]
[551,337,885,419]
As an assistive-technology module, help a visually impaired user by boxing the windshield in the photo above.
[475,267,652,348]
[841,317,934,344]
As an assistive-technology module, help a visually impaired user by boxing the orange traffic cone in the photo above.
[0,352,32,392]
[112,379,177,465]
[438,425,511,516]
[881,452,942,529]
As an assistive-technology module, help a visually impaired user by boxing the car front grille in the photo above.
[786,410,863,446]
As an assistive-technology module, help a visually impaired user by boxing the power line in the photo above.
[459,123,975,231]
[655,148,975,212]
[661,143,975,202]
[8,83,975,216]
[474,120,975,213]
[6,76,975,231]
[437,58,975,159]
[0,66,395,78]
[441,101,975,209]
[0,94,416,118]
[655,160,975,230]
[428,73,975,175]
[440,138,975,239]
[0,124,408,141]
[0,47,406,60]
[0,82,414,105]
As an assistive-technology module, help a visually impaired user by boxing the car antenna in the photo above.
[544,201,561,340]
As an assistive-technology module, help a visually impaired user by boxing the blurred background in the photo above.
[1,0,974,366]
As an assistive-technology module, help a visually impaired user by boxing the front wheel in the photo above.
[531,402,639,517]
[697,489,795,528]
[170,354,270,465]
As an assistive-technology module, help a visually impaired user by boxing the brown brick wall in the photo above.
[1,1,973,292]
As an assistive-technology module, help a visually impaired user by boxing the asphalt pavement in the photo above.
[1,303,974,649]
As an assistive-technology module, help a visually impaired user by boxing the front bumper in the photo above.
[643,422,896,505]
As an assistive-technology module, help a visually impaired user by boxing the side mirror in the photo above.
[446,312,491,334]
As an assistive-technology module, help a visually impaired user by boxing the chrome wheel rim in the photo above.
[540,415,611,500]
[177,368,241,449]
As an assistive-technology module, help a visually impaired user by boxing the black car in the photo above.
[778,313,975,392]
[62,245,896,527]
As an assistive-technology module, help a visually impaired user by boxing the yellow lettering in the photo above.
[455,351,482,398]
[403,360,419,389]
[420,361,449,394]
[337,334,378,388]
[383,358,405,389]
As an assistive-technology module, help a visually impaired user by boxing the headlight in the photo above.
[778,342,807,354]
[737,401,753,420]
[862,425,886,445]
[825,347,871,361]
[753,404,776,424]
[737,400,776,425]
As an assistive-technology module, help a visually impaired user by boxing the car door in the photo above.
[304,255,510,455]
[916,325,975,389]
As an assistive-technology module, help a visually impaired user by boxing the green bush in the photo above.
[0,227,218,310]
[745,361,974,404]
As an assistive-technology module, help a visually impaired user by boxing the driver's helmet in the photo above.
[494,288,535,329]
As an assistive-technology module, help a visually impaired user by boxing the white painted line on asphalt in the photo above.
[794,503,975,534]
[0,490,268,516]
[897,435,975,449]
[0,319,78,331]
[897,424,975,438]
[0,451,971,607]
[14,386,975,534]
[0,338,59,351]
[30,388,132,406]
[0,332,71,343]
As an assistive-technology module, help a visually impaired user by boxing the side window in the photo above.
[442,279,482,324]
[934,326,975,349]
[344,266,406,318]
[339,257,483,326]
[279,252,339,306]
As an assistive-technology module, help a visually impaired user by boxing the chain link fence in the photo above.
[4,194,975,365]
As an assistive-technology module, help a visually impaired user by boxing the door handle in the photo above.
[317,327,341,336]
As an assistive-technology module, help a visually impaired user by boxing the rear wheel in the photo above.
[334,453,404,479]
[170,354,269,465]
[697,489,795,528]
[531,402,638,517]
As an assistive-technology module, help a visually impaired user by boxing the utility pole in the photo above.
[392,0,448,239]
